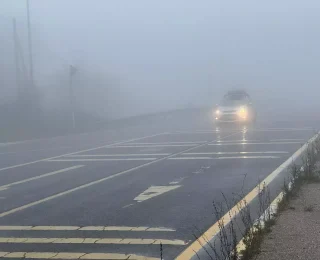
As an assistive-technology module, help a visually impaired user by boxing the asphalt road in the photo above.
[0,109,318,260]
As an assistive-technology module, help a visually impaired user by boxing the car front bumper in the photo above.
[215,113,248,122]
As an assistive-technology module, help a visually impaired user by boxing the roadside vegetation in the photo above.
[183,133,320,260]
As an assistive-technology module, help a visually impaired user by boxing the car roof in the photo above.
[224,90,250,98]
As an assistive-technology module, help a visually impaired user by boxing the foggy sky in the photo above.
[1,0,320,118]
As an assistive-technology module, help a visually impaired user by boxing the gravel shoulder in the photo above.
[255,182,320,260]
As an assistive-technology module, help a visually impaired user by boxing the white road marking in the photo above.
[169,156,280,160]
[0,146,72,155]
[125,141,207,145]
[270,138,306,141]
[176,131,319,259]
[169,177,186,185]
[216,140,257,143]
[0,132,167,172]
[208,141,302,145]
[134,185,181,202]
[0,166,84,191]
[139,147,165,152]
[0,225,175,232]
[213,155,280,159]
[0,131,240,218]
[111,144,196,148]
[0,252,160,259]
[170,157,213,160]
[183,151,289,155]
[172,131,218,134]
[47,158,157,162]
[249,128,313,132]
[65,153,170,157]
[122,203,134,208]
[173,128,313,135]
[0,237,187,245]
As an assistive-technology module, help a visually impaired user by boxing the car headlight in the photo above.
[215,109,221,115]
[238,106,247,118]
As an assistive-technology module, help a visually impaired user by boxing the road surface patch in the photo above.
[0,131,240,218]
[0,133,167,173]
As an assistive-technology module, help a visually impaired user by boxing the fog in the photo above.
[1,0,320,120]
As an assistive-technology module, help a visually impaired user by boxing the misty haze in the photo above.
[0,1,320,260]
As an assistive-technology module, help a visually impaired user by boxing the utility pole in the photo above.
[26,0,34,86]
[69,65,77,129]
[12,18,21,99]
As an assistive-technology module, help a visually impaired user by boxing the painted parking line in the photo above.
[47,158,157,162]
[0,131,241,218]
[0,226,175,232]
[183,151,289,155]
[175,132,319,260]
[208,141,302,145]
[0,252,159,260]
[169,156,280,160]
[65,154,170,157]
[0,132,167,173]
[0,166,84,191]
[0,237,187,245]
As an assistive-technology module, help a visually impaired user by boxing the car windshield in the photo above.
[221,93,248,106]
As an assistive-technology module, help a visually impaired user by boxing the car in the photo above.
[214,90,256,123]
